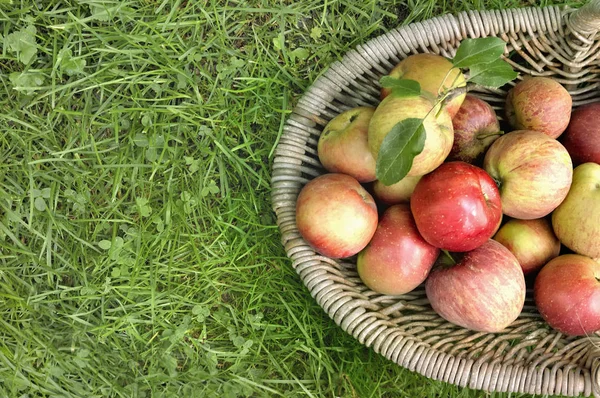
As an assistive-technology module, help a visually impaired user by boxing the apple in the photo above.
[296,173,378,258]
[425,239,525,333]
[552,162,600,258]
[372,175,421,205]
[534,254,600,336]
[505,77,572,139]
[493,218,560,275]
[368,95,453,177]
[357,204,439,295]
[410,161,502,252]
[380,53,466,117]
[560,101,600,165]
[483,130,573,220]
[317,107,377,182]
[448,95,502,164]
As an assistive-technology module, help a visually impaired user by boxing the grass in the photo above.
[0,0,587,397]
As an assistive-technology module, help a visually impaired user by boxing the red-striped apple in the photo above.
[483,130,573,220]
[318,107,377,182]
[534,254,600,336]
[560,101,600,165]
[493,218,560,275]
[296,173,378,258]
[448,95,502,164]
[505,77,572,139]
[357,204,439,295]
[426,239,525,333]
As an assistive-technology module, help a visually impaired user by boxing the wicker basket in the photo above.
[271,1,600,396]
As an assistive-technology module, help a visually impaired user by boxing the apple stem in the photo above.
[492,177,503,191]
[438,83,476,113]
[442,250,456,265]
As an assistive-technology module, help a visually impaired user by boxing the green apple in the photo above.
[368,95,453,178]
[493,218,560,275]
[380,53,466,118]
[552,163,600,258]
[317,107,377,183]
[372,175,421,205]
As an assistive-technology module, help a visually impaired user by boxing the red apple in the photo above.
[534,254,600,336]
[560,101,600,165]
[410,161,502,252]
[318,106,377,182]
[372,175,421,205]
[357,204,439,295]
[426,240,525,333]
[448,95,502,164]
[380,53,466,117]
[296,173,378,258]
[483,130,573,220]
[493,218,560,275]
[505,77,572,139]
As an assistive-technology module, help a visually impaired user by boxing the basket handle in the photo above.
[568,0,600,34]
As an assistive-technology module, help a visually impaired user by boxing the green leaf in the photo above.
[34,197,47,211]
[376,118,426,186]
[310,27,322,41]
[468,59,518,88]
[4,25,37,65]
[272,33,284,51]
[453,37,506,69]
[290,47,309,62]
[98,240,112,250]
[379,77,421,97]
[133,133,149,147]
[9,71,45,95]
[136,197,152,217]
[59,49,86,76]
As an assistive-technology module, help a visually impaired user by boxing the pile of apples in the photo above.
[296,53,600,336]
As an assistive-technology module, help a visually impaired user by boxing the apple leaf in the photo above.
[468,59,518,88]
[453,37,506,69]
[379,76,421,97]
[376,118,426,186]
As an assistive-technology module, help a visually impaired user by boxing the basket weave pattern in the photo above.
[271,2,600,396]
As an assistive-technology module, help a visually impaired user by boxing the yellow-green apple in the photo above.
[318,107,377,182]
[296,173,378,258]
[493,218,560,275]
[368,95,453,177]
[534,254,600,336]
[357,204,439,295]
[448,95,502,164]
[372,175,422,205]
[552,162,600,258]
[380,53,466,117]
[560,102,600,165]
[411,161,502,252]
[425,239,525,332]
[483,130,573,220]
[505,77,572,139]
